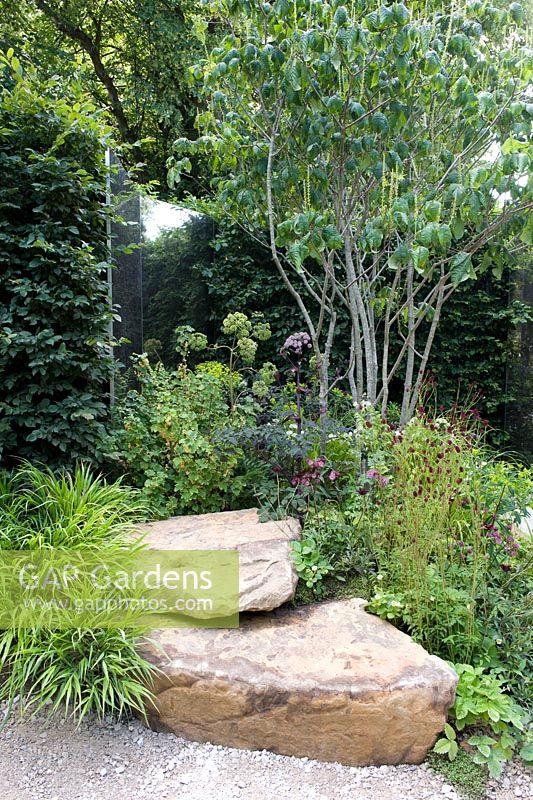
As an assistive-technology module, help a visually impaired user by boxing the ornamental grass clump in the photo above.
[0,462,146,551]
[0,627,155,726]
[0,463,155,725]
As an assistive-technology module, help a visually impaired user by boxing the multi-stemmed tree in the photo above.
[171,0,532,423]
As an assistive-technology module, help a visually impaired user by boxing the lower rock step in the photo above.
[140,598,457,766]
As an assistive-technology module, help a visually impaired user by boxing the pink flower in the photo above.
[328,470,340,481]
[366,468,390,487]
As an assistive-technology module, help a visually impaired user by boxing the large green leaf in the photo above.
[450,252,474,287]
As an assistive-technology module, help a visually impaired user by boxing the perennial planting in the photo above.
[0,0,531,794]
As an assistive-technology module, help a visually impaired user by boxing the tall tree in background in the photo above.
[0,0,213,189]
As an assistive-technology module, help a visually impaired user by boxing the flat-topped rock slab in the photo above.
[140,598,458,766]
[139,508,300,612]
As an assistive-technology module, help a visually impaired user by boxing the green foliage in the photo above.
[175,0,532,417]
[434,664,529,778]
[426,748,487,800]
[142,217,306,369]
[362,413,533,672]
[0,462,146,550]
[0,1,210,189]
[174,325,209,360]
[433,722,460,761]
[258,399,532,773]
[216,335,357,521]
[0,625,154,725]
[227,415,352,517]
[111,312,310,519]
[430,269,532,428]
[0,463,154,725]
[142,217,212,366]
[292,506,377,600]
[144,214,525,436]
[200,220,307,361]
[0,52,114,468]
[452,665,525,735]
[333,409,533,772]
[196,360,231,383]
[175,310,272,411]
[291,535,332,594]
[107,356,248,517]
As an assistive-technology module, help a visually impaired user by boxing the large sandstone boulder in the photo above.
[140,598,458,766]
[139,508,300,613]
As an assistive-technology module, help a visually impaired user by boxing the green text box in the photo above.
[0,550,239,629]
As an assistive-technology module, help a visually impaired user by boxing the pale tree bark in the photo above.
[344,238,378,402]
[348,304,363,404]
[400,262,416,426]
[380,265,402,415]
[406,278,453,419]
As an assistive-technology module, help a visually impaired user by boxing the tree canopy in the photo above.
[173,0,533,421]
[0,0,210,189]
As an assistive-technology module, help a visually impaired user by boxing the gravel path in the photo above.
[0,705,530,800]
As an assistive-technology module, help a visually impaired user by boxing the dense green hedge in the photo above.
[0,53,113,467]
[430,271,527,428]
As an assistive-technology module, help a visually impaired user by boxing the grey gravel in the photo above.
[0,703,530,800]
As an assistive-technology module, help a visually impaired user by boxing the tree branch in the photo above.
[34,0,133,141]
